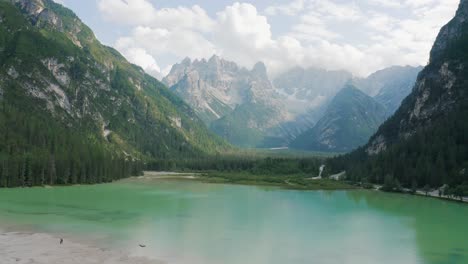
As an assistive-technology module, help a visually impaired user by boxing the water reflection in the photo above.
[0,181,467,264]
[346,191,468,264]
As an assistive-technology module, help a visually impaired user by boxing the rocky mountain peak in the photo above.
[206,55,239,74]
[251,62,267,78]
[430,0,468,62]
[13,0,61,29]
[181,57,192,66]
[208,54,221,64]
[164,55,290,146]
[366,0,468,155]
[290,83,387,152]
[341,83,358,91]
[13,0,45,16]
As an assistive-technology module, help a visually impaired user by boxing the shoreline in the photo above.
[369,184,468,204]
[400,190,468,204]
[193,172,358,191]
[138,172,468,203]
[0,172,466,263]
[138,171,468,204]
[1,171,465,204]
[0,228,162,264]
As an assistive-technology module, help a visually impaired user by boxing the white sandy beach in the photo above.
[0,231,162,264]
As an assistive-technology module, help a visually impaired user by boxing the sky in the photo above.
[55,0,460,79]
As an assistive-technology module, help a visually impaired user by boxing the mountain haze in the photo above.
[164,56,290,147]
[290,85,387,153]
[165,54,423,149]
[353,66,423,115]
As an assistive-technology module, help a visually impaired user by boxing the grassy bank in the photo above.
[198,172,357,190]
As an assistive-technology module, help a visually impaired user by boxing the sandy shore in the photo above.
[0,231,162,264]
[136,171,199,180]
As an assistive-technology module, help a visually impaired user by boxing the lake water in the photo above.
[0,178,467,264]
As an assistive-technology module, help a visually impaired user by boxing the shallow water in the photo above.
[0,178,467,264]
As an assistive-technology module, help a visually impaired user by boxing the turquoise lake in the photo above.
[0,178,467,264]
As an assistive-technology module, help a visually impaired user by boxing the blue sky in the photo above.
[56,0,459,78]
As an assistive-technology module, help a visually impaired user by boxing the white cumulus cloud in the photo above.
[97,0,459,78]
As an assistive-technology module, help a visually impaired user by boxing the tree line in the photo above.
[0,94,142,188]
[327,99,468,195]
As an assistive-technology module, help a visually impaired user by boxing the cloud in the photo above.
[308,0,363,22]
[116,26,216,60]
[98,0,156,25]
[120,47,162,79]
[97,0,459,78]
[368,0,404,9]
[114,28,217,80]
[291,12,341,42]
[213,3,274,66]
[264,0,305,16]
[98,0,214,31]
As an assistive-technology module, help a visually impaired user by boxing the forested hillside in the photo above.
[0,0,228,187]
[290,85,387,153]
[328,0,468,190]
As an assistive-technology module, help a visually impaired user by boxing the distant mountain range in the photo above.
[163,56,289,147]
[165,56,421,151]
[353,65,424,115]
[290,85,388,152]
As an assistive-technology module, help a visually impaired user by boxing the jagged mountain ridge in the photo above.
[164,55,421,149]
[353,66,423,115]
[163,56,290,147]
[269,67,353,143]
[366,0,468,155]
[290,85,387,152]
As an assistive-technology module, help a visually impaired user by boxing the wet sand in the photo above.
[0,231,162,264]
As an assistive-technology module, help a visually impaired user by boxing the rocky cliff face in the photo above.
[13,0,45,17]
[329,0,468,188]
[0,0,228,161]
[165,54,423,148]
[13,0,61,33]
[164,56,289,147]
[430,0,468,63]
[367,0,468,155]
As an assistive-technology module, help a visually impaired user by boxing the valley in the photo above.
[165,55,421,150]
[0,0,468,263]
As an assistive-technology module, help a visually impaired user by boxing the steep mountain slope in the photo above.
[270,66,421,147]
[290,85,387,152]
[163,56,244,124]
[353,66,422,114]
[329,0,468,188]
[0,0,227,187]
[165,58,421,149]
[164,56,289,147]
